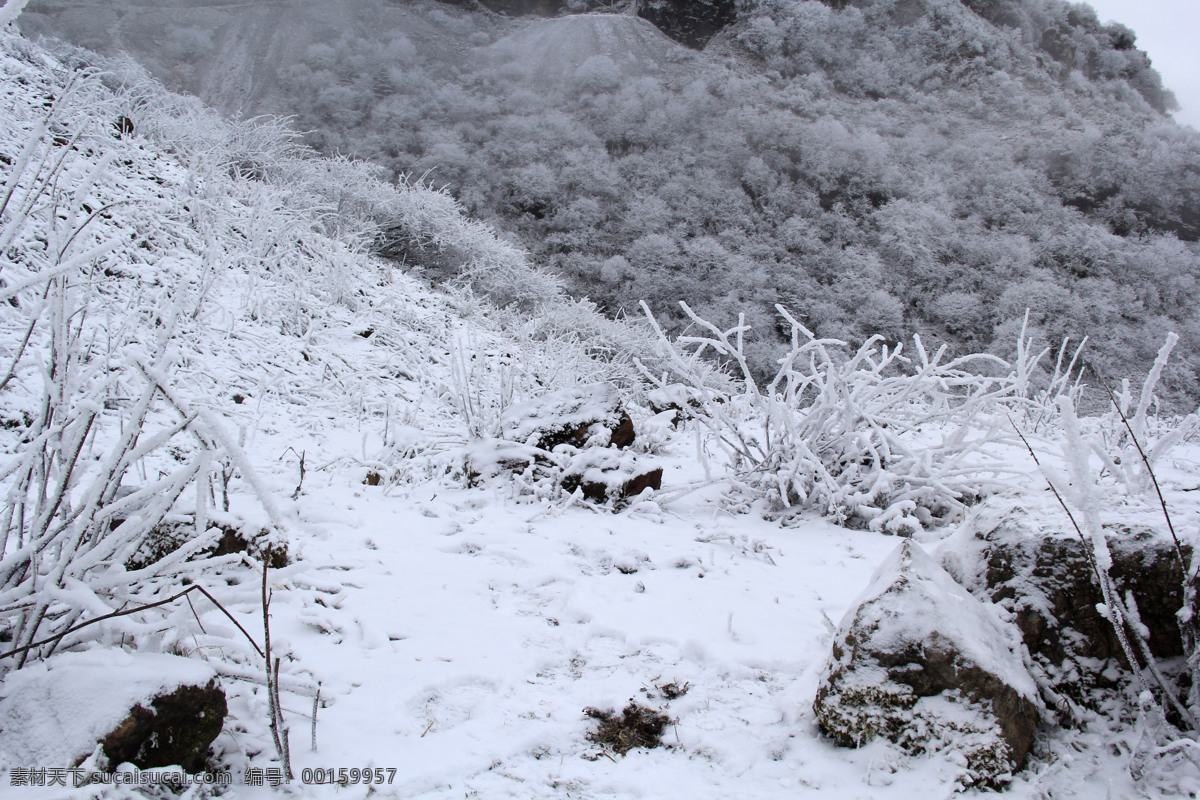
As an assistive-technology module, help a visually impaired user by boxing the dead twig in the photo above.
[262,547,294,779]
[0,583,263,661]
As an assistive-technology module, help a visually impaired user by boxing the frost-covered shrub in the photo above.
[572,55,622,94]
[640,302,1022,531]
[0,54,281,668]
[27,0,1200,405]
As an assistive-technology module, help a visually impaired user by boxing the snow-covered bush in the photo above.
[0,64,259,671]
[639,302,1022,532]
[1090,333,1200,492]
[1033,393,1200,780]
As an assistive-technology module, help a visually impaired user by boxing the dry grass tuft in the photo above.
[584,702,674,756]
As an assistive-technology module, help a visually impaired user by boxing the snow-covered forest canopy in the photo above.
[20,0,1200,405]
[2,0,1200,798]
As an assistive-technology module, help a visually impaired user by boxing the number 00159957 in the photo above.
[300,767,397,784]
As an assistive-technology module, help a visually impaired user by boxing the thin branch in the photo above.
[0,583,263,661]
[1094,374,1187,571]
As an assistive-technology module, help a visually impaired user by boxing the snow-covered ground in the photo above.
[11,432,1193,799]
[1,18,1199,800]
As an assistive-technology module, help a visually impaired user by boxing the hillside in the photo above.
[19,0,1200,407]
[3,5,1200,799]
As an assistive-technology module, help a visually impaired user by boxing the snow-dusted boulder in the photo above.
[944,506,1195,716]
[464,438,553,486]
[814,540,1040,788]
[481,384,661,503]
[0,650,226,772]
[499,383,634,451]
[647,383,705,426]
[562,447,662,502]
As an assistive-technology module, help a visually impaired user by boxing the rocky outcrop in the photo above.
[469,383,661,503]
[464,439,553,485]
[636,0,737,49]
[99,681,227,772]
[647,383,705,426]
[945,508,1196,713]
[561,448,663,502]
[0,651,227,771]
[500,383,635,451]
[126,516,289,572]
[814,541,1040,788]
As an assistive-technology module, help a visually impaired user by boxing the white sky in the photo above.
[1083,0,1200,129]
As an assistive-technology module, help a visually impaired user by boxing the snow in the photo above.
[222,471,913,799]
[483,12,691,89]
[0,650,217,767]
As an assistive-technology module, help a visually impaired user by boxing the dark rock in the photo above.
[476,385,660,502]
[0,651,226,771]
[112,116,134,138]
[211,525,290,568]
[463,438,554,485]
[624,466,663,497]
[637,0,737,49]
[101,680,227,772]
[609,413,636,449]
[814,541,1040,788]
[947,509,1195,712]
[562,449,661,503]
[499,383,635,451]
[647,383,705,426]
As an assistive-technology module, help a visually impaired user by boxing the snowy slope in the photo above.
[482,12,693,89]
[19,0,504,119]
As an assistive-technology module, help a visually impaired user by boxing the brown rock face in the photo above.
[101,680,227,772]
[960,513,1195,711]
[814,541,1040,788]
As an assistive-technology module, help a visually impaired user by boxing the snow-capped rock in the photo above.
[0,650,225,771]
[814,539,1040,788]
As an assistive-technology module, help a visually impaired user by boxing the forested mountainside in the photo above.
[22,0,1200,404]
